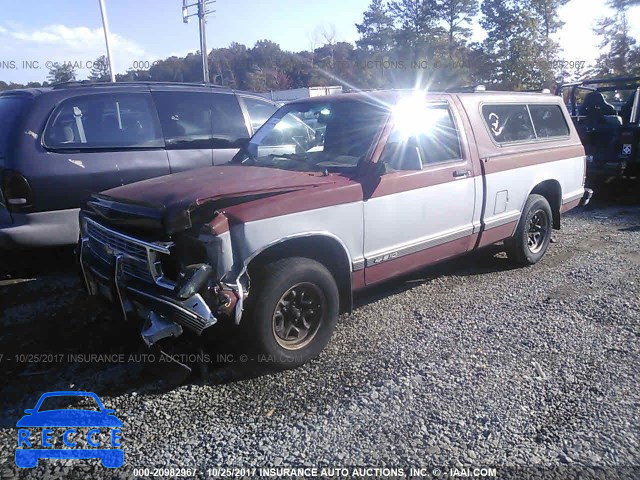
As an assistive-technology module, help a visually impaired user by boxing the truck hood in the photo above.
[91,165,343,234]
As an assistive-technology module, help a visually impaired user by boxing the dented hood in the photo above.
[94,165,340,234]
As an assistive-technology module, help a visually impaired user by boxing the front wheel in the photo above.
[244,257,339,369]
[505,194,553,266]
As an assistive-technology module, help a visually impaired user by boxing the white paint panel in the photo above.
[363,177,475,257]
[231,202,365,270]
[483,155,585,227]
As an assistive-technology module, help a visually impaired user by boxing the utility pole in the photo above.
[183,0,216,83]
[98,0,116,82]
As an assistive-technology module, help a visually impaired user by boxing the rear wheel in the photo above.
[244,257,339,369]
[506,194,553,266]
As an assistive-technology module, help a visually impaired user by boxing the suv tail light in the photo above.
[1,170,33,211]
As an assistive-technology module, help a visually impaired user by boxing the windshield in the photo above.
[244,99,389,172]
[0,96,31,158]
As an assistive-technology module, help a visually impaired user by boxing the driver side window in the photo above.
[380,104,463,171]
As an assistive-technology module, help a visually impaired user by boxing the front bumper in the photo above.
[78,226,218,343]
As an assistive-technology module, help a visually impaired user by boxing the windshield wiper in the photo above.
[269,152,309,161]
[265,153,320,171]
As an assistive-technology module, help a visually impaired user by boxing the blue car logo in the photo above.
[15,391,123,469]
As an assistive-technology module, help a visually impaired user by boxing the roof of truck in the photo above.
[286,89,559,107]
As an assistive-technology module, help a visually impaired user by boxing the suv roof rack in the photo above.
[51,80,230,90]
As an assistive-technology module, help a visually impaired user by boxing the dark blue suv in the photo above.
[0,82,279,249]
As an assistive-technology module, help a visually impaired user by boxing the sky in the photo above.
[0,0,639,84]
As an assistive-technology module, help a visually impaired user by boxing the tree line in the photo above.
[2,0,639,93]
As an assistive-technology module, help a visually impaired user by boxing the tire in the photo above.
[505,194,553,266]
[244,257,339,369]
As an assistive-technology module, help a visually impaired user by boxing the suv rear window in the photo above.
[482,103,569,144]
[0,96,31,156]
[242,97,279,132]
[153,91,248,149]
[43,93,164,150]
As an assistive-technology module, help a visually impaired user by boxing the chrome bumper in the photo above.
[79,235,218,339]
[580,188,594,206]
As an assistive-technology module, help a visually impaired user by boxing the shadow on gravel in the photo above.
[2,192,638,406]
[0,246,76,279]
[0,241,526,409]
[584,177,640,208]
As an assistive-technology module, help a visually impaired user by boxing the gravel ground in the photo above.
[0,203,639,480]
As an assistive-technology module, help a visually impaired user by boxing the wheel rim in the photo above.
[272,282,325,350]
[527,209,549,254]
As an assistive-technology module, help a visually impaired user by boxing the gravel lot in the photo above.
[0,203,639,480]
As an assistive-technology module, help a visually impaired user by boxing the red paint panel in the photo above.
[476,221,518,248]
[560,198,580,213]
[351,269,366,291]
[209,213,230,235]
[483,145,585,175]
[365,237,469,286]
[225,180,363,223]
[370,163,472,198]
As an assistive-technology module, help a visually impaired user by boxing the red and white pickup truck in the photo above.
[79,89,592,368]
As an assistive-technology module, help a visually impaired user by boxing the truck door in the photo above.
[363,101,477,285]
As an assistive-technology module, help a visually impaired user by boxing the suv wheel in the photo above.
[244,257,339,369]
[506,194,553,265]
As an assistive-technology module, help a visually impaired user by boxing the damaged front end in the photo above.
[78,195,244,349]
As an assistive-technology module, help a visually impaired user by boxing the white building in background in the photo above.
[258,86,343,102]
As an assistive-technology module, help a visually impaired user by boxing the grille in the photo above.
[123,259,154,283]
[86,220,157,284]
[87,221,147,260]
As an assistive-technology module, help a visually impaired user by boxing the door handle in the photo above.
[453,169,470,178]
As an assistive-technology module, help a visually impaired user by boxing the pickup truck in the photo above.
[79,89,592,368]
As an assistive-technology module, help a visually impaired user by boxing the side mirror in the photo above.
[231,144,250,164]
[374,161,387,177]
[24,409,34,414]
[104,408,115,414]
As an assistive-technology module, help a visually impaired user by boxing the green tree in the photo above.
[88,55,111,82]
[440,0,478,61]
[481,0,565,89]
[356,0,396,53]
[529,0,570,86]
[47,62,77,83]
[389,0,444,62]
[593,0,640,76]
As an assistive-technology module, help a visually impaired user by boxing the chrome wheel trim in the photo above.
[527,209,549,254]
